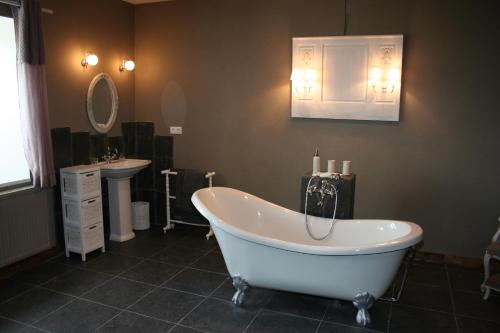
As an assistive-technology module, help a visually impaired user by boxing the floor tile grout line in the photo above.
[122,264,195,321]
[158,265,196,288]
[168,323,210,333]
[184,266,228,276]
[38,265,113,287]
[9,263,80,294]
[52,255,149,281]
[454,313,499,323]
[242,308,264,333]
[172,276,230,330]
[115,255,149,272]
[444,263,460,333]
[0,314,53,333]
[314,302,329,333]
[91,309,124,333]
[167,293,207,331]
[111,274,167,288]
[386,302,454,316]
[79,275,123,298]
[30,268,134,328]
[34,284,152,315]
[119,308,178,326]
[124,286,160,311]
[157,284,224,298]
[0,285,36,306]
[38,267,80,287]
[265,308,323,323]
[319,318,384,333]
[188,247,221,266]
[31,298,77,326]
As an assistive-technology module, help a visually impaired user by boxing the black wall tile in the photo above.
[90,134,108,161]
[108,136,124,156]
[155,192,166,226]
[51,127,72,170]
[136,164,154,190]
[136,122,154,158]
[122,122,137,157]
[71,132,90,165]
[154,136,173,160]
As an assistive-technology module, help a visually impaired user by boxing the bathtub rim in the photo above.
[192,187,423,256]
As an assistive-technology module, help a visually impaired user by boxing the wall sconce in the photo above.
[368,66,401,93]
[119,59,135,72]
[290,68,317,99]
[81,52,98,67]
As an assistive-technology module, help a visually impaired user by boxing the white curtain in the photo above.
[12,0,55,187]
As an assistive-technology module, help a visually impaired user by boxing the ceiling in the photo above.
[122,0,174,5]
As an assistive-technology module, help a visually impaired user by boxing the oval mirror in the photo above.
[87,73,118,134]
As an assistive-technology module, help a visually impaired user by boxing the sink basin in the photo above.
[100,159,151,179]
[98,159,151,242]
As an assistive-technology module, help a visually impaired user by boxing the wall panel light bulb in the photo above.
[305,69,317,81]
[369,67,400,93]
[119,60,135,72]
[388,67,400,82]
[291,68,316,99]
[290,68,303,81]
[369,67,382,81]
[81,53,98,67]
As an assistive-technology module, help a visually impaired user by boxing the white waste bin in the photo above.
[132,201,150,230]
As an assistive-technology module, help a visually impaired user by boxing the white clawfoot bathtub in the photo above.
[192,187,423,325]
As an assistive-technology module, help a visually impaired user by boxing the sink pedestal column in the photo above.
[107,177,135,242]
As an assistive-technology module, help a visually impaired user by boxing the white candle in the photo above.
[313,155,320,175]
[327,160,336,174]
[342,160,351,175]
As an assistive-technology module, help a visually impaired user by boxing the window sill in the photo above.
[0,184,41,201]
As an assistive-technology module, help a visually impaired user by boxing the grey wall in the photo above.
[134,0,500,258]
[42,0,135,136]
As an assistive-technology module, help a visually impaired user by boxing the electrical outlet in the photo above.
[169,126,183,135]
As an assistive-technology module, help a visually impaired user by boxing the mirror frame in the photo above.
[86,72,119,134]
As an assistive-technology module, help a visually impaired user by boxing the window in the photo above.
[0,14,31,189]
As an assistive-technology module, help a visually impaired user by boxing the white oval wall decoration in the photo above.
[86,72,119,134]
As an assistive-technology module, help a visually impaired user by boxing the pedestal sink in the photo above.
[100,159,151,242]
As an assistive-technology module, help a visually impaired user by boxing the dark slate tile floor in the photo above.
[0,225,499,333]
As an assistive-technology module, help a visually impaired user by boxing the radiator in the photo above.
[0,188,56,268]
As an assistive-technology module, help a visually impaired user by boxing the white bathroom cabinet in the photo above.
[60,165,105,261]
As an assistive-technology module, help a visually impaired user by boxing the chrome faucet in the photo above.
[102,146,119,163]
[306,175,339,207]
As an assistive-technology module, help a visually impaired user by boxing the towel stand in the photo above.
[160,169,216,240]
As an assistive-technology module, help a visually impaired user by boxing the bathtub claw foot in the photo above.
[353,292,375,327]
[231,275,250,306]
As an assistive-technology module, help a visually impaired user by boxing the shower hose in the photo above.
[304,176,338,240]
